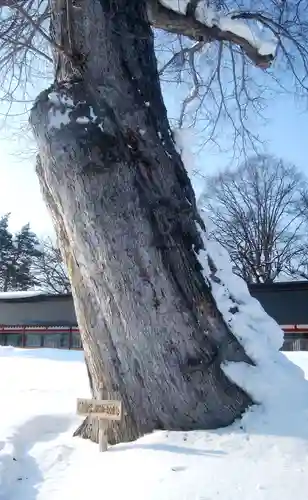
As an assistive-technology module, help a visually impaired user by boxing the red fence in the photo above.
[1,324,308,351]
[0,326,82,350]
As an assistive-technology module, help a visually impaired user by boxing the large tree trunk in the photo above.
[30,0,252,444]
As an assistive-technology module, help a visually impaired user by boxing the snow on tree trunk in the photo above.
[30,0,256,444]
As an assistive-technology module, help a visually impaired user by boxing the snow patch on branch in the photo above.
[160,0,190,14]
[195,3,217,27]
[216,16,276,57]
[48,92,74,129]
[160,0,277,58]
[173,128,195,177]
[47,90,104,132]
[76,116,90,125]
[198,215,283,353]
[173,127,205,199]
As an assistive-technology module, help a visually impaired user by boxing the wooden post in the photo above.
[98,385,108,452]
[68,327,73,350]
[76,392,122,452]
[22,327,26,348]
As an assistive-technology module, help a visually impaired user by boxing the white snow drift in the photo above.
[0,347,308,500]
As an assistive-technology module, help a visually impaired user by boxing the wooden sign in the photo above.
[77,387,122,452]
[77,398,122,420]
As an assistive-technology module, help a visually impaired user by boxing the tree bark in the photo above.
[30,0,252,444]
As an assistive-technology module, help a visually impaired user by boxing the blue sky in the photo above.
[265,99,308,171]
[0,84,307,237]
[0,129,52,236]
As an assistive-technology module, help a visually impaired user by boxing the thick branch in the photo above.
[147,0,274,68]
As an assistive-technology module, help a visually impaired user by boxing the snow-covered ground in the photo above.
[0,347,308,500]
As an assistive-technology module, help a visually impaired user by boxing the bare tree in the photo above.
[0,0,307,445]
[33,237,71,294]
[286,191,308,280]
[200,155,306,283]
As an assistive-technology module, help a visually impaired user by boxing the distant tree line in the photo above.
[200,155,308,284]
[0,214,70,293]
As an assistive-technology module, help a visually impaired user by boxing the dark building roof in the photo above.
[249,281,308,325]
[1,281,308,327]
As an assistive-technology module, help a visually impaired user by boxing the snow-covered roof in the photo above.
[0,291,71,302]
[0,291,44,300]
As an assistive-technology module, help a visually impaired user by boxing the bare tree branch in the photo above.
[178,40,204,126]
[33,237,71,294]
[0,0,307,158]
[155,0,308,155]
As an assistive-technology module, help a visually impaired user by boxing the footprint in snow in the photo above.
[171,466,187,472]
